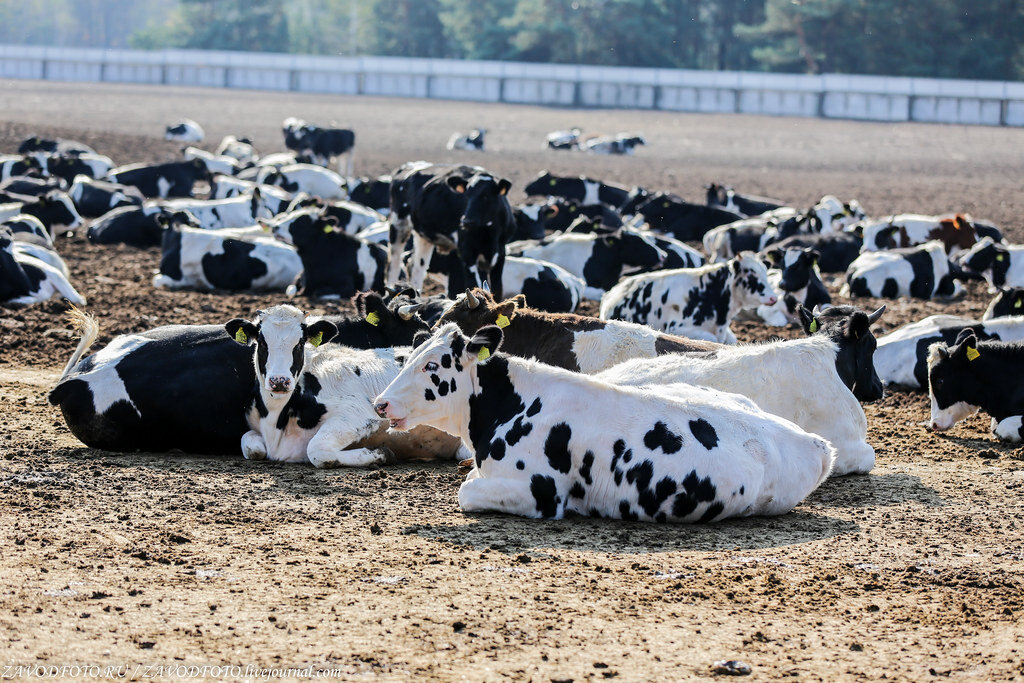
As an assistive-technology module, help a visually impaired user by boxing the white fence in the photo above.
[1,44,1023,127]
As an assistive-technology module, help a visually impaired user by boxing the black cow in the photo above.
[68,175,145,218]
[705,183,787,217]
[633,192,744,242]
[46,155,111,183]
[108,159,209,199]
[283,117,355,172]
[523,170,633,209]
[798,304,885,402]
[450,173,516,299]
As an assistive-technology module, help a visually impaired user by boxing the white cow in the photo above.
[256,163,347,199]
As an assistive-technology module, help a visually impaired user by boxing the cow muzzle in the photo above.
[267,376,292,394]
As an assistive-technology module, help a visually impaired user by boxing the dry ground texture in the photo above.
[1,80,1024,681]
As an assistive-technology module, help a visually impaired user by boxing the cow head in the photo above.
[225,305,338,400]
[448,174,512,278]
[266,207,330,246]
[764,247,820,292]
[730,252,778,308]
[33,191,84,231]
[958,236,1009,287]
[705,183,731,208]
[927,329,984,431]
[984,287,1024,320]
[523,170,560,198]
[799,303,885,402]
[813,195,865,232]
[434,288,523,336]
[373,322,503,432]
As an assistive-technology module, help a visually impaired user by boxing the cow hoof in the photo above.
[243,449,267,461]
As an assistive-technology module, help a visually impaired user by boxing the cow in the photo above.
[0,192,84,236]
[10,233,66,275]
[87,205,197,248]
[810,195,866,233]
[701,208,802,262]
[559,215,702,271]
[19,136,95,156]
[214,135,257,164]
[256,163,346,199]
[545,128,582,150]
[928,330,1024,441]
[165,119,205,143]
[0,176,64,197]
[755,247,831,326]
[523,170,633,209]
[346,176,391,212]
[843,241,963,300]
[434,288,720,373]
[984,287,1024,320]
[183,147,241,176]
[108,159,209,199]
[583,134,645,155]
[0,227,85,306]
[600,253,777,343]
[447,128,486,151]
[769,231,863,273]
[0,155,45,181]
[958,237,1024,290]
[46,153,114,182]
[285,195,384,234]
[514,199,622,241]
[873,314,1024,390]
[68,175,144,218]
[500,256,585,313]
[208,175,292,211]
[156,193,275,231]
[3,214,51,245]
[508,228,666,301]
[859,213,995,256]
[705,183,787,217]
[226,305,465,467]
[630,192,744,242]
[372,323,834,521]
[512,201,561,241]
[282,118,356,174]
[269,208,386,299]
[598,304,886,476]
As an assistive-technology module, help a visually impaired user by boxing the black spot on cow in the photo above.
[449,377,457,392]
[424,388,435,401]
[468,358,524,467]
[614,469,624,486]
[611,439,627,472]
[579,450,595,485]
[569,482,586,499]
[489,439,506,461]
[671,470,718,520]
[303,373,322,396]
[905,247,939,298]
[441,353,452,368]
[353,366,361,376]
[881,277,899,298]
[450,335,465,359]
[698,502,725,523]
[516,460,525,470]
[437,380,450,396]
[661,290,669,304]
[530,474,559,518]
[689,419,719,450]
[526,397,542,417]
[544,423,572,474]
[680,266,731,327]
[505,415,533,446]
[201,240,268,291]
[618,500,639,522]
[430,373,441,386]
[644,421,683,454]
[275,386,327,431]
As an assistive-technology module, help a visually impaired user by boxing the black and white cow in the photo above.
[598,304,886,476]
[108,159,209,199]
[843,241,963,300]
[447,128,486,151]
[928,331,1024,441]
[372,323,834,521]
[46,153,114,183]
[984,287,1024,320]
[701,208,802,262]
[451,173,517,298]
[630,192,745,242]
[0,155,45,181]
[256,163,347,199]
[755,247,831,326]
[545,128,582,150]
[226,305,465,467]
[873,314,1024,390]
[68,175,145,218]
[0,227,85,306]
[87,205,196,247]
[0,192,83,236]
[282,118,356,173]
[0,175,64,198]
[705,183,787,217]
[154,224,302,292]
[501,256,585,313]
[769,230,863,273]
[3,214,51,245]
[346,175,392,212]
[600,253,777,343]
[156,193,275,230]
[269,208,386,299]
[285,195,384,234]
[958,237,1024,290]
[19,136,95,156]
[583,134,645,155]
[509,228,667,301]
[207,174,292,212]
[165,119,205,143]
[183,146,241,176]
[214,135,257,165]
[523,170,633,209]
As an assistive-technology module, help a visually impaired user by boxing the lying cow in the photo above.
[87,205,196,248]
[630,192,744,242]
[985,287,1024,320]
[372,323,834,521]
[19,136,95,156]
[583,134,645,155]
[860,213,997,256]
[600,253,777,343]
[770,230,863,273]
[3,214,51,245]
[701,208,801,262]
[214,135,257,165]
[286,195,383,234]
[47,153,114,183]
[545,128,582,150]
[500,256,585,313]
[153,225,302,292]
[958,237,1024,290]
[0,155,44,181]
[755,247,830,326]
[184,146,241,176]
[0,192,83,235]
[157,193,274,230]
[523,170,633,209]
[68,175,144,218]
[227,305,464,467]
[843,241,963,300]
[873,314,1024,390]
[108,159,209,198]
[257,163,347,199]
[447,128,486,151]
[598,304,885,476]
[434,288,719,373]
[165,119,205,143]
[0,227,85,306]
[346,176,391,212]
[928,330,1024,441]
[705,183,786,217]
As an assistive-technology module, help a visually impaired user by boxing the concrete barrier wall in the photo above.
[0,44,1022,127]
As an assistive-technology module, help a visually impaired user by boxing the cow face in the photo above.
[373,323,502,431]
[985,287,1024,320]
[927,330,982,431]
[225,305,338,399]
[449,174,512,275]
[766,248,819,292]
[799,304,885,402]
[959,237,1009,287]
[730,252,778,308]
[523,170,558,198]
[814,195,865,231]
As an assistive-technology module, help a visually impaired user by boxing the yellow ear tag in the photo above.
[477,347,490,362]
[809,319,818,333]
[1015,299,1022,309]
[365,312,380,326]
[323,224,333,234]
[495,314,510,328]
[997,254,1006,261]
[966,346,980,361]
[549,179,557,186]
[309,331,323,347]
[234,329,248,344]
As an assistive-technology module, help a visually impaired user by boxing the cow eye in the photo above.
[424,361,439,372]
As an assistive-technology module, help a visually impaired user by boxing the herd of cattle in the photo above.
[2,115,1021,523]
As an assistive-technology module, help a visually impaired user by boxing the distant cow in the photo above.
[844,241,963,300]
[68,175,144,218]
[47,153,114,182]
[958,236,1024,290]
[545,128,582,150]
[87,205,195,248]
[156,193,274,231]
[769,230,863,273]
[0,227,85,306]
[183,146,241,176]
[928,330,1024,441]
[19,136,95,156]
[165,119,205,143]
[0,155,44,181]
[214,135,257,164]
[630,192,744,242]
[447,129,486,151]
[523,170,634,209]
[984,287,1024,320]
[583,134,645,155]
[705,183,787,217]
[372,323,834,521]
[346,176,391,212]
[600,253,777,343]
[860,213,997,256]
[285,195,384,234]
[283,117,355,174]
[0,176,64,198]
[108,159,209,199]
[0,192,84,235]
[701,208,801,262]
[256,163,347,199]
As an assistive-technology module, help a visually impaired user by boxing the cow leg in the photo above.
[408,234,435,293]
[385,217,412,288]
[458,476,564,519]
[308,446,390,468]
[305,418,389,468]
[241,430,268,461]
[991,416,1024,443]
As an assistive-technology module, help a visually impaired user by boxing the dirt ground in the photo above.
[2,80,1024,681]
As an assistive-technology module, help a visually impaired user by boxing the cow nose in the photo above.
[268,376,291,392]
[374,402,389,418]
[766,296,778,305]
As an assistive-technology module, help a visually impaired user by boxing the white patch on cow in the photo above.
[153,227,301,291]
[572,324,658,374]
[582,180,600,206]
[156,176,172,199]
[992,415,1024,442]
[929,397,978,431]
[872,314,975,388]
[73,335,151,416]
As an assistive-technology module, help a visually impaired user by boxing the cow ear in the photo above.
[466,325,503,364]
[360,293,387,326]
[494,301,516,327]
[543,203,559,218]
[225,319,257,345]
[1015,291,1024,310]
[846,311,870,340]
[497,179,511,196]
[796,304,816,334]
[304,319,338,347]
[447,176,467,194]
[953,328,977,348]
[511,294,527,309]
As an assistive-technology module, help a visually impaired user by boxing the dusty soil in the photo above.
[2,80,1024,681]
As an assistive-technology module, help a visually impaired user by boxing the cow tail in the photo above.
[55,304,99,385]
